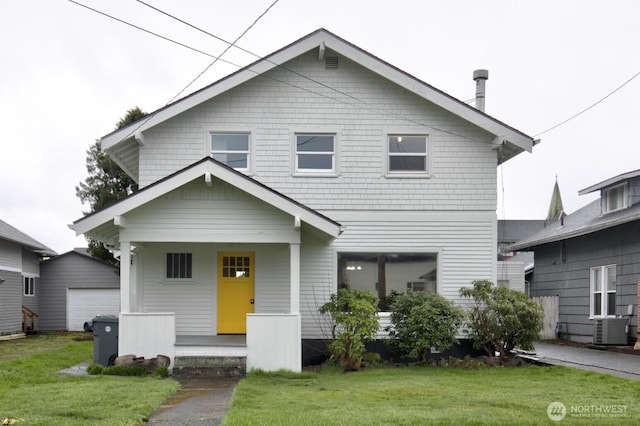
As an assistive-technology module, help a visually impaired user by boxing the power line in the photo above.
[138,0,280,103]
[68,1,496,146]
[534,70,640,137]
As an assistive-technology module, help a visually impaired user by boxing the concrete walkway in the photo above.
[532,342,640,381]
[147,375,240,426]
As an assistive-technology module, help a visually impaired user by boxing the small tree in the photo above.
[319,289,379,371]
[459,280,543,364]
[386,291,464,363]
[76,107,146,264]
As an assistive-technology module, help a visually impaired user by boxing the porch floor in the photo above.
[176,335,246,347]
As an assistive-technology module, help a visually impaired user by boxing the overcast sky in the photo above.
[1,0,639,254]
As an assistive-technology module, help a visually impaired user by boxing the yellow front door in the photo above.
[217,252,254,334]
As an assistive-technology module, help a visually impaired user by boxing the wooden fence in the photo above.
[532,296,559,339]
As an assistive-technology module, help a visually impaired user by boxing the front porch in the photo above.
[118,312,302,373]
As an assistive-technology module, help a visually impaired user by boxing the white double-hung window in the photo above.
[211,133,250,171]
[603,184,626,213]
[388,135,428,174]
[295,134,335,173]
[590,264,616,317]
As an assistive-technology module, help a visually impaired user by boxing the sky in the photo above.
[1,0,639,254]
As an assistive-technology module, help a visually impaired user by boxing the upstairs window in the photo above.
[603,184,626,213]
[388,135,428,173]
[590,264,616,317]
[23,276,35,296]
[295,134,335,173]
[166,253,193,280]
[211,133,250,171]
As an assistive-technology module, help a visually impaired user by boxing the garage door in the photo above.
[68,289,120,331]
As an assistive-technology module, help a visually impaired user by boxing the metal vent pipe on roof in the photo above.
[473,69,489,112]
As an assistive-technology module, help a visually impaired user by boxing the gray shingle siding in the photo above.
[39,252,119,331]
[0,271,22,335]
[530,221,639,343]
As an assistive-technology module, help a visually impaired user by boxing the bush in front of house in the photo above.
[319,288,380,371]
[386,291,464,364]
[459,280,543,364]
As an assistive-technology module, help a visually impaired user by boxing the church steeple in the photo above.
[546,175,565,221]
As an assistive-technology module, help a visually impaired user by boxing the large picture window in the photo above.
[295,134,335,172]
[590,264,616,317]
[211,133,250,170]
[338,252,437,310]
[388,135,428,173]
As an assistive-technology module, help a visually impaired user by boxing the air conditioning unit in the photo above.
[593,318,628,345]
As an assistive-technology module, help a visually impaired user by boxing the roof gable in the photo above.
[71,157,342,240]
[102,28,534,179]
[0,219,57,256]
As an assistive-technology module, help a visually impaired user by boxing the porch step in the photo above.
[172,356,246,377]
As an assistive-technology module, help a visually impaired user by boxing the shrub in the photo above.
[459,280,543,364]
[87,363,151,376]
[386,291,464,363]
[319,289,380,371]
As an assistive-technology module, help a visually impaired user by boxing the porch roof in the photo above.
[70,157,342,243]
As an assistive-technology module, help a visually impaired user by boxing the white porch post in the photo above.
[290,242,300,314]
[120,241,131,313]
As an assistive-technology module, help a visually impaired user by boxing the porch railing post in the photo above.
[290,242,300,314]
[120,241,131,313]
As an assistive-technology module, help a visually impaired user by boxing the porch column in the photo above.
[290,242,300,314]
[120,241,131,313]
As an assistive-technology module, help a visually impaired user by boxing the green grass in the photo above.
[0,334,179,425]
[224,365,640,425]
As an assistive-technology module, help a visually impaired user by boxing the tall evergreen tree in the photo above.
[76,107,146,263]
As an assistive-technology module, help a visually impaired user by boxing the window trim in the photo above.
[602,183,627,214]
[210,132,251,172]
[293,133,337,175]
[23,275,35,296]
[165,252,194,281]
[385,134,430,177]
[589,264,616,318]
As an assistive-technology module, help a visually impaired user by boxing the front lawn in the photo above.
[224,365,640,425]
[0,334,179,425]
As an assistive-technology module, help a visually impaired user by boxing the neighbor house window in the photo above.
[590,264,616,317]
[388,135,428,173]
[23,276,35,296]
[338,252,438,310]
[295,134,335,172]
[603,184,626,213]
[211,133,250,170]
[166,253,193,279]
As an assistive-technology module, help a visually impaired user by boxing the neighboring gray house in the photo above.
[0,219,56,336]
[497,220,545,293]
[511,170,640,345]
[39,249,119,331]
[70,29,536,371]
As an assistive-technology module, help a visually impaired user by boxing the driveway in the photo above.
[533,342,640,381]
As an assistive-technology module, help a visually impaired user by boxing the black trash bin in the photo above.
[92,315,119,366]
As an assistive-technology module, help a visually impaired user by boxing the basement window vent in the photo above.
[325,56,339,70]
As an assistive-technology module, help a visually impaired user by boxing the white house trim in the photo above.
[101,29,534,177]
[70,158,341,242]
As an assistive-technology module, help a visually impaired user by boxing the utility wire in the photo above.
[534,70,640,137]
[151,0,281,103]
[68,0,497,146]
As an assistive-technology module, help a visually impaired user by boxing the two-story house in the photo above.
[0,219,56,337]
[71,29,536,371]
[511,170,640,347]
